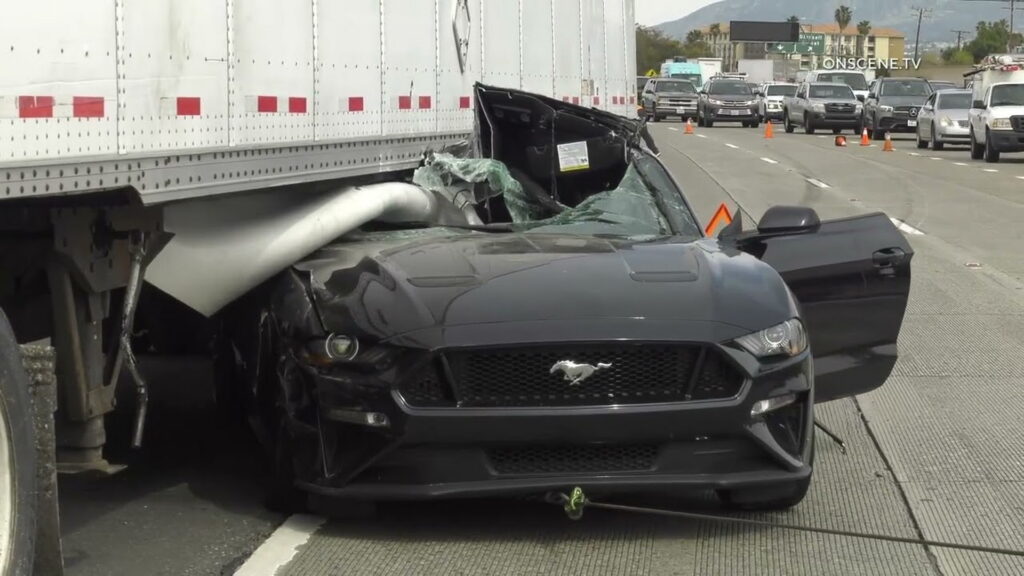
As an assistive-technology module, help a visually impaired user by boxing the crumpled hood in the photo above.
[294,232,796,342]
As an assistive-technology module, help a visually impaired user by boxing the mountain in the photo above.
[655,0,1011,44]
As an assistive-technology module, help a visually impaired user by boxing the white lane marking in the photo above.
[806,178,830,188]
[234,514,326,576]
[1016,176,1024,180]
[890,218,924,235]
[908,152,921,156]
[725,143,739,149]
[817,135,827,139]
[929,157,942,160]
[668,127,679,131]
[983,168,999,172]
[696,134,707,138]
[954,162,968,166]
[760,157,778,164]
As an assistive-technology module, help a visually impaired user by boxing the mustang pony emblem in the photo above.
[550,360,612,385]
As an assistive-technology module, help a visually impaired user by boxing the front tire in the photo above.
[970,129,984,159]
[984,130,1001,163]
[0,311,37,576]
[916,128,928,149]
[931,124,944,151]
[784,111,795,133]
[803,113,815,134]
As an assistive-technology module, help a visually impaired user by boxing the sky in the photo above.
[635,0,719,26]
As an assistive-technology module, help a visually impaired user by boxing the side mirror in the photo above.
[856,94,866,102]
[973,100,986,109]
[757,205,821,235]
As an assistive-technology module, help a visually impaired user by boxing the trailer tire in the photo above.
[0,310,36,576]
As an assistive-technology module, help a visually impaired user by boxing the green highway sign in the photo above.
[767,32,825,55]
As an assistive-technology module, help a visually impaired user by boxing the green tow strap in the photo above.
[563,486,586,520]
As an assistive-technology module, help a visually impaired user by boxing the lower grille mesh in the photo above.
[488,444,659,475]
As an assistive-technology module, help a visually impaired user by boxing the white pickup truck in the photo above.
[967,55,1024,163]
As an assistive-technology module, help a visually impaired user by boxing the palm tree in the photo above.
[857,20,872,58]
[709,22,721,41]
[835,5,853,56]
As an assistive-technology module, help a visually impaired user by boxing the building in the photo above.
[699,23,906,73]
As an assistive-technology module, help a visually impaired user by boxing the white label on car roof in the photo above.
[557,141,590,172]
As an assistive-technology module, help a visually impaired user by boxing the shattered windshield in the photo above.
[412,152,701,240]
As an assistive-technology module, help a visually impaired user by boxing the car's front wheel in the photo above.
[931,124,944,151]
[984,129,1001,163]
[916,127,928,149]
[803,113,815,134]
[970,129,984,159]
[784,111,795,133]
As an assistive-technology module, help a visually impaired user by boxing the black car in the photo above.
[863,77,933,139]
[698,78,760,127]
[217,83,913,512]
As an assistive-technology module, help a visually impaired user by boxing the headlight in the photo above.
[991,118,1012,130]
[709,99,724,105]
[735,319,808,358]
[879,105,894,112]
[810,102,825,112]
[940,116,953,127]
[751,393,798,416]
[855,104,863,113]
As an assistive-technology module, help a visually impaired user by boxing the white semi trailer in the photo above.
[0,1,638,572]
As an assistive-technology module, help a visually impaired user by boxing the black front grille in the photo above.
[488,444,659,475]
[894,106,920,118]
[420,344,744,408]
[825,103,856,113]
[1012,116,1024,132]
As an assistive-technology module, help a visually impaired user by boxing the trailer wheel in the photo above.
[0,311,36,576]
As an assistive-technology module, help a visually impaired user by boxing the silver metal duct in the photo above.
[146,182,437,317]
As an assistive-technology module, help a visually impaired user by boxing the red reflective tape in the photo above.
[593,96,600,105]
[459,96,471,109]
[288,97,307,114]
[257,96,278,113]
[629,96,636,104]
[348,96,364,112]
[176,97,201,116]
[73,96,104,118]
[562,96,569,102]
[418,96,432,109]
[18,96,54,118]
[398,95,412,110]
[572,96,579,105]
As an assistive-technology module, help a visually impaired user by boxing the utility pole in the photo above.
[953,29,971,51]
[959,0,1023,52]
[911,6,932,60]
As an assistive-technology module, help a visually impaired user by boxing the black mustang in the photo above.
[216,83,912,512]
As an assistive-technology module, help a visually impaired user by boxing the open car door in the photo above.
[730,209,913,403]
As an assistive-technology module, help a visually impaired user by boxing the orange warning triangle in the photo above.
[704,203,734,236]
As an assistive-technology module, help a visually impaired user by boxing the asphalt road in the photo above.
[58,119,1024,575]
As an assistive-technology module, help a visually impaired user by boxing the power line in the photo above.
[953,29,972,51]
[910,6,933,60]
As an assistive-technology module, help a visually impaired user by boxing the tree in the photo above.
[709,22,721,41]
[965,20,1024,62]
[787,15,800,24]
[941,47,974,65]
[835,5,853,56]
[856,20,871,58]
[636,25,687,74]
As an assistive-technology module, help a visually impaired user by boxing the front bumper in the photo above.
[877,114,919,132]
[706,105,759,121]
[762,107,785,120]
[654,104,697,117]
[809,112,861,127]
[295,344,814,500]
[935,124,970,142]
[988,129,1024,152]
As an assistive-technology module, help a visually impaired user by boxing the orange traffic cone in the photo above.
[835,135,847,146]
[764,120,774,139]
[684,118,694,134]
[882,132,894,152]
[860,127,870,146]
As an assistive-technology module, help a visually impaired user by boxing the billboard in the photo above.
[729,21,800,42]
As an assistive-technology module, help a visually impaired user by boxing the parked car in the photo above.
[756,82,798,122]
[916,89,972,150]
[783,82,864,135]
[697,78,760,127]
[862,77,933,140]
[216,83,913,512]
[642,78,699,122]
[927,80,960,91]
